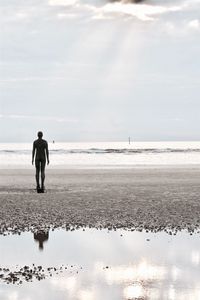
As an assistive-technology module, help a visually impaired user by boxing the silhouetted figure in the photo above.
[34,230,49,251]
[32,131,49,193]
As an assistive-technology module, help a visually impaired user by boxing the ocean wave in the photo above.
[1,148,200,155]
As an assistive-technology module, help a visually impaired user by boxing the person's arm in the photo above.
[32,142,36,165]
[46,142,49,165]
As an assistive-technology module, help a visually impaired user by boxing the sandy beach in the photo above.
[0,167,200,235]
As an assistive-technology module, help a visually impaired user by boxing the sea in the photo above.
[1,141,200,169]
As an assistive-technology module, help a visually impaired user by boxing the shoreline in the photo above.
[1,167,200,235]
[2,163,200,171]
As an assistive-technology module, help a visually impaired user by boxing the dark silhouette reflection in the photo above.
[34,230,49,251]
[32,131,50,193]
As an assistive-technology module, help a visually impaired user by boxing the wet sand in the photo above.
[0,167,200,234]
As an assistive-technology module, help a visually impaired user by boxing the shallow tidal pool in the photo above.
[0,228,200,300]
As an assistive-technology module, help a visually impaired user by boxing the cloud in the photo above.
[46,0,193,22]
[49,0,77,6]
[110,0,145,2]
[188,19,200,29]
[100,2,182,21]
[0,76,78,83]
[1,0,200,25]
[0,114,79,123]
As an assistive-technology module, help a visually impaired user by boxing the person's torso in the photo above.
[34,139,47,160]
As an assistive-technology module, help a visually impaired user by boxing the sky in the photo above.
[0,0,200,142]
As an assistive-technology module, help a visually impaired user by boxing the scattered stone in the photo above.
[0,264,81,285]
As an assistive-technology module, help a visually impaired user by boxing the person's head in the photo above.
[37,131,43,139]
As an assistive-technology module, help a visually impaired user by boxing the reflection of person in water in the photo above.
[34,230,49,250]
[32,131,49,193]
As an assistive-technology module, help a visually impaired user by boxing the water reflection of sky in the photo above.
[0,229,200,299]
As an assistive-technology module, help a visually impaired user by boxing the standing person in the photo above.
[32,131,49,193]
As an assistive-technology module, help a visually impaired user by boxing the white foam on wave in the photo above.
[0,141,200,168]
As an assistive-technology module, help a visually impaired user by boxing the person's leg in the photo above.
[35,160,40,189]
[41,160,46,190]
